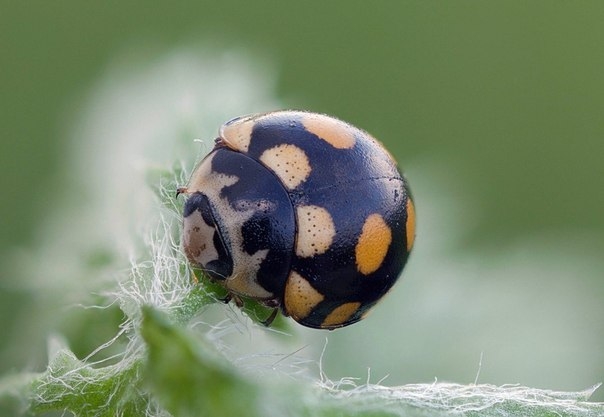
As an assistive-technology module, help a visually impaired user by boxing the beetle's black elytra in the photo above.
[180,111,414,329]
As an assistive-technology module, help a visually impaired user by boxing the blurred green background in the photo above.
[2,0,603,406]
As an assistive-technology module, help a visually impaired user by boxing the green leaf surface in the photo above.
[141,306,260,417]
[140,306,604,417]
[2,305,601,417]
[28,348,148,417]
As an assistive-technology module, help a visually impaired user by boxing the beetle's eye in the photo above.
[182,192,233,280]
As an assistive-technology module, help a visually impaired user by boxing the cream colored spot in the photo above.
[182,210,219,266]
[259,144,311,189]
[219,117,254,153]
[321,302,361,328]
[301,113,356,149]
[186,152,239,194]
[355,213,392,275]
[405,198,416,251]
[295,205,336,257]
[283,271,324,320]
[225,248,271,298]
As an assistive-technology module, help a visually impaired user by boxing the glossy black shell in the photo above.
[182,111,414,329]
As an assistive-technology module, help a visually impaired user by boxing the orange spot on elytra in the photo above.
[405,198,416,251]
[283,271,324,320]
[301,113,356,149]
[355,214,392,275]
[321,302,361,328]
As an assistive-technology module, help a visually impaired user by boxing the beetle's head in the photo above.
[182,192,233,281]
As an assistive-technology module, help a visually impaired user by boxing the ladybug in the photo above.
[178,110,415,329]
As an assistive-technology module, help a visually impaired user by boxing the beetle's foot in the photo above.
[219,293,232,304]
[232,294,244,308]
[261,308,279,327]
[219,293,243,308]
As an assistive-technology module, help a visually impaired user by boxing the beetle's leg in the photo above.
[232,294,244,307]
[262,298,280,308]
[261,308,279,327]
[219,293,243,307]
